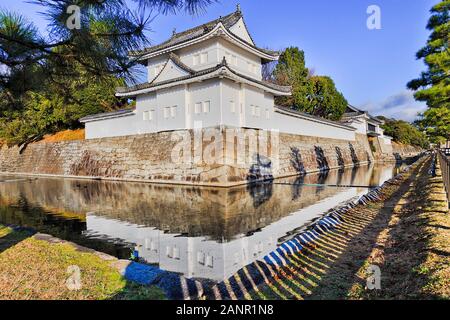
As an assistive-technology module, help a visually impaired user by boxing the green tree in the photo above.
[0,0,214,144]
[273,47,310,108]
[0,74,126,145]
[415,106,450,144]
[380,117,429,149]
[408,0,450,142]
[307,76,348,120]
[273,47,348,120]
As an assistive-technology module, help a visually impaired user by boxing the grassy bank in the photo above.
[245,156,449,300]
[0,226,166,300]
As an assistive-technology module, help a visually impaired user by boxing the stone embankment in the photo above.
[0,127,422,186]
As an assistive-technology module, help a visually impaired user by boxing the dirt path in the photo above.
[249,156,449,300]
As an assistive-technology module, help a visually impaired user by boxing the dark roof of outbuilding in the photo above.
[342,104,384,124]
[130,10,279,59]
[79,108,134,123]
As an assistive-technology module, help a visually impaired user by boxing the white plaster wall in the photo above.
[154,59,190,83]
[177,38,220,71]
[381,136,392,145]
[221,79,241,127]
[242,85,274,129]
[228,17,254,45]
[271,111,356,141]
[217,39,262,80]
[84,114,138,139]
[188,79,222,128]
[156,85,186,131]
[86,75,355,141]
[135,93,158,133]
[348,119,367,135]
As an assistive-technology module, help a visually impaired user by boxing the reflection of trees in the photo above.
[246,181,273,208]
[291,175,305,201]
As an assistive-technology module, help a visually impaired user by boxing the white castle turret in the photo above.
[80,7,359,143]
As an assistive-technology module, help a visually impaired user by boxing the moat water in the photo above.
[0,162,406,282]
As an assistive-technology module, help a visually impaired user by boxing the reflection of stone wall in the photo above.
[0,164,393,241]
[0,127,421,186]
[0,176,340,241]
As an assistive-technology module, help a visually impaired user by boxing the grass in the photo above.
[240,156,450,300]
[38,129,85,143]
[347,157,450,299]
[0,225,166,300]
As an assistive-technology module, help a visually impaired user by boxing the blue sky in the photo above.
[1,0,438,122]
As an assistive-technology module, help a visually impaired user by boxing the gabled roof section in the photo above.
[228,16,254,45]
[343,104,384,124]
[130,8,279,62]
[116,58,291,97]
[150,53,195,84]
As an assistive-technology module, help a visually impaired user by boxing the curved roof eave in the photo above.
[133,23,279,62]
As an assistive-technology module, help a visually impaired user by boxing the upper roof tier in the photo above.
[130,8,280,62]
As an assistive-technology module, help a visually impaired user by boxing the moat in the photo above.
[0,162,406,282]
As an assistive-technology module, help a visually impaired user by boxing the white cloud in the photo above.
[0,63,10,76]
[361,91,427,122]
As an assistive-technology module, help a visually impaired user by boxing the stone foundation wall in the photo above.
[0,127,422,186]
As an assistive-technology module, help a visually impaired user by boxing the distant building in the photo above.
[341,105,393,146]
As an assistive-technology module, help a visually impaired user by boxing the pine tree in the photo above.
[0,0,215,144]
[408,0,450,143]
[408,0,449,108]
[0,0,214,107]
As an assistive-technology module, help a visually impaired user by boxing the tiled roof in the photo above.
[116,58,291,96]
[274,106,356,131]
[168,53,196,74]
[130,10,279,59]
[79,108,134,123]
[343,104,384,124]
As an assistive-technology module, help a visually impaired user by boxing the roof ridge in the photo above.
[172,11,239,39]
[129,9,280,60]
[130,10,240,57]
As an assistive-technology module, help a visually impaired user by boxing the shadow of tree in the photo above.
[290,147,306,175]
[349,143,359,166]
[210,157,442,300]
[0,227,35,254]
[335,147,345,168]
